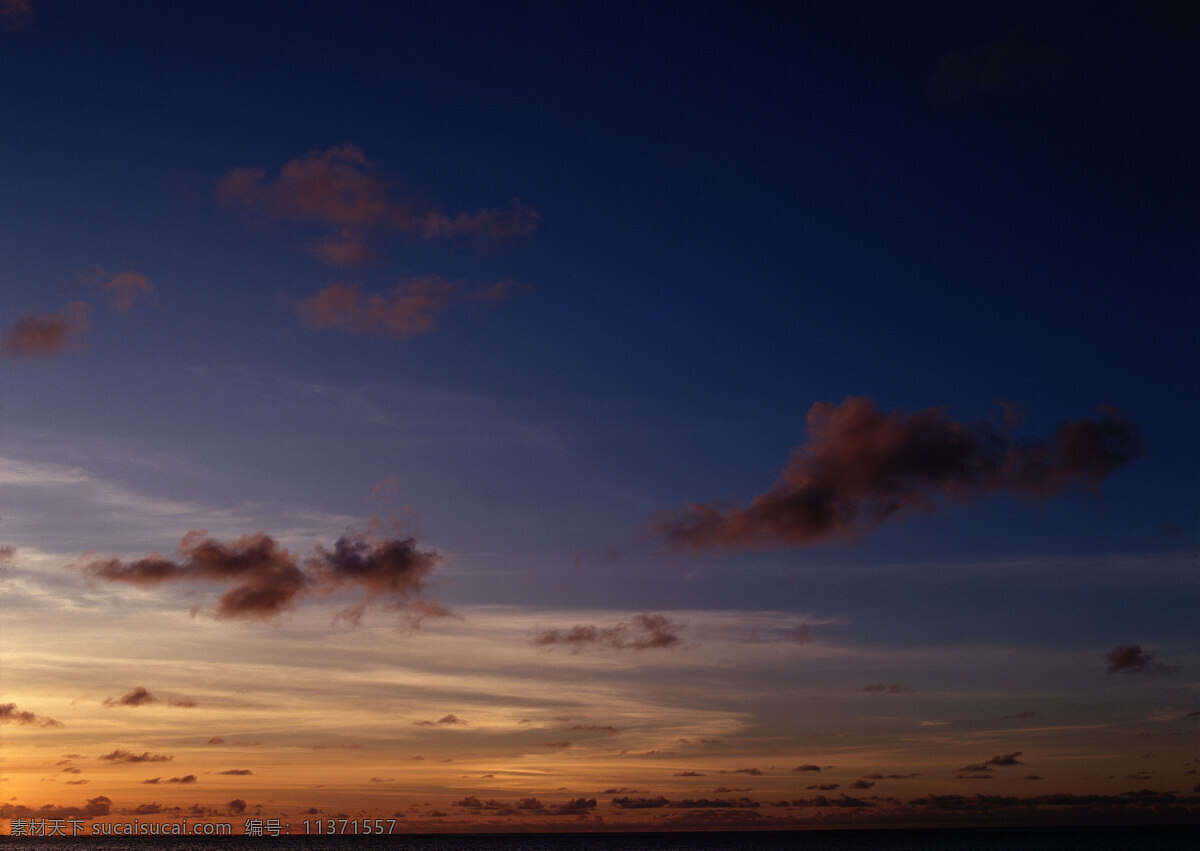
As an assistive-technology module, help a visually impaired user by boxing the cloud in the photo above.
[0,702,64,727]
[216,144,538,265]
[103,687,157,707]
[655,398,1140,552]
[414,714,467,726]
[864,683,910,694]
[295,278,521,339]
[99,750,173,764]
[792,764,822,772]
[84,531,309,620]
[1105,644,1180,674]
[81,522,447,625]
[72,265,156,312]
[986,752,1024,767]
[0,302,89,360]
[532,612,682,653]
[0,0,32,31]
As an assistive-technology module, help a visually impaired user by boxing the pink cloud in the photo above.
[655,397,1140,552]
[0,302,89,360]
[0,0,32,31]
[216,144,538,265]
[296,278,520,339]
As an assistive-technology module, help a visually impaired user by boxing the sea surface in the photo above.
[1,826,1197,850]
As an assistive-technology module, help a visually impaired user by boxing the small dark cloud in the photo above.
[99,750,172,764]
[720,768,762,776]
[849,780,875,790]
[103,687,157,707]
[532,612,681,653]
[206,737,224,745]
[986,752,1024,766]
[414,713,467,726]
[792,764,821,772]
[864,683,910,694]
[674,771,705,777]
[227,799,246,814]
[612,796,670,809]
[219,769,253,775]
[1105,644,1180,674]
[568,724,618,734]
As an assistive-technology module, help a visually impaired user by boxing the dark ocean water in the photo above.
[1,826,1198,850]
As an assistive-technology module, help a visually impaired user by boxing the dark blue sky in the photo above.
[1,1,1197,828]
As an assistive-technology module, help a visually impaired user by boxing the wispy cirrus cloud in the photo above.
[532,612,682,653]
[655,397,1140,552]
[0,302,89,360]
[296,278,520,339]
[216,144,538,265]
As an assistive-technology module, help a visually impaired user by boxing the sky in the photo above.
[1,0,1198,835]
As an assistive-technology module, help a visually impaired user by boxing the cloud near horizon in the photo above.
[81,521,446,625]
[216,144,538,265]
[296,278,520,339]
[655,397,1140,552]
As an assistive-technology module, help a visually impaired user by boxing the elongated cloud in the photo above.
[532,612,682,653]
[296,278,519,339]
[0,702,64,728]
[1105,644,1180,674]
[100,750,172,764]
[103,687,157,707]
[85,531,308,620]
[216,144,538,265]
[656,398,1140,552]
[82,523,445,625]
[0,302,89,360]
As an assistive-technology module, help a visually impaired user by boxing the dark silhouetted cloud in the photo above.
[0,302,89,360]
[655,398,1140,551]
[532,612,681,653]
[0,702,63,727]
[99,750,172,764]
[103,687,157,707]
[1105,644,1180,674]
[82,522,447,625]
[219,769,253,775]
[864,683,910,694]
[792,764,822,772]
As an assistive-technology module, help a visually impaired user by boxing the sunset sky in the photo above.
[2,0,1198,834]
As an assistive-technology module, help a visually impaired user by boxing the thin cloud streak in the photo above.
[296,278,521,339]
[656,397,1140,552]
